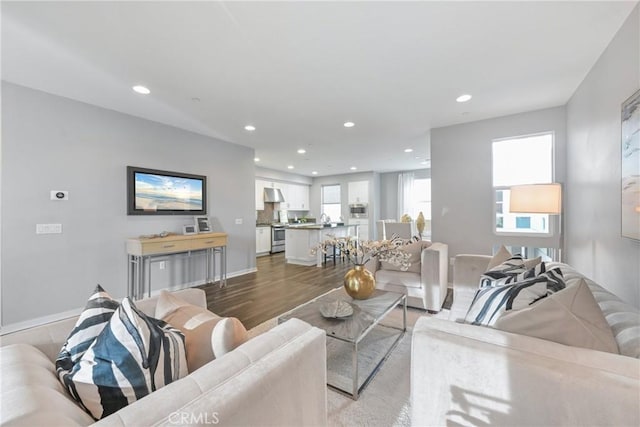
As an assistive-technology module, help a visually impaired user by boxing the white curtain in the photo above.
[397,172,415,220]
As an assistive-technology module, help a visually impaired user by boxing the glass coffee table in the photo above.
[278,287,406,400]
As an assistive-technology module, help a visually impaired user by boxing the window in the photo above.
[492,133,554,235]
[321,184,341,222]
[412,178,431,221]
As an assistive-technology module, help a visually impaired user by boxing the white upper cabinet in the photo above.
[255,179,309,211]
[348,180,369,204]
[280,183,310,211]
[255,180,266,210]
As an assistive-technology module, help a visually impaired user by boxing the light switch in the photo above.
[36,224,63,234]
[235,218,243,225]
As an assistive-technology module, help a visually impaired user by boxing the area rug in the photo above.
[247,304,450,427]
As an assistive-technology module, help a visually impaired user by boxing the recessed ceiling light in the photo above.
[343,121,355,128]
[350,166,357,171]
[254,157,260,162]
[312,171,318,175]
[456,94,472,103]
[244,125,256,131]
[420,161,429,165]
[287,165,294,169]
[297,149,306,154]
[404,148,413,153]
[132,85,150,95]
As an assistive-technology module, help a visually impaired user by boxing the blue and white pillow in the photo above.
[56,285,119,377]
[61,298,188,420]
[465,267,566,326]
[480,259,547,288]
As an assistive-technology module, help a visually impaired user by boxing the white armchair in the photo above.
[365,241,448,311]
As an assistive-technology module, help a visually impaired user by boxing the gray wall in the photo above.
[431,106,567,264]
[1,83,256,327]
[255,166,313,186]
[565,4,640,307]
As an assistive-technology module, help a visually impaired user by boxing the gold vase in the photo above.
[343,264,376,299]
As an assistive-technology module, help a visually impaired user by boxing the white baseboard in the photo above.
[0,267,258,335]
[1,307,82,335]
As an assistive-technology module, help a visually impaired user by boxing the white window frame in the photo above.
[492,131,556,237]
[321,184,341,222]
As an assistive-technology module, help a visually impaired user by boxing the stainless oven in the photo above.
[271,225,286,253]
[349,203,368,218]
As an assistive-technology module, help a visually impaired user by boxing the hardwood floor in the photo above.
[196,253,353,330]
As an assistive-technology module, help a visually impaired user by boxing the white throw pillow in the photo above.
[494,279,619,354]
[156,290,248,370]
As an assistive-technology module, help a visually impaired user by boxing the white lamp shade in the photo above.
[509,184,562,214]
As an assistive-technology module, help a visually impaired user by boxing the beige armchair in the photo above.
[365,241,449,311]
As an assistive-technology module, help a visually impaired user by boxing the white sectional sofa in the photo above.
[411,255,640,426]
[1,288,328,426]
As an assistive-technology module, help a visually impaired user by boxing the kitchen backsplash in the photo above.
[256,203,278,224]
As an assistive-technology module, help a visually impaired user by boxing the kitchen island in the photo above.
[285,224,359,267]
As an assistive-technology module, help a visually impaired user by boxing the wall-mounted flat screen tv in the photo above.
[127,166,207,215]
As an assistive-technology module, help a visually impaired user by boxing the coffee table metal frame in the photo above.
[278,287,407,400]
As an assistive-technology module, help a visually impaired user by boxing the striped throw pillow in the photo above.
[61,298,188,420]
[56,285,119,377]
[480,260,548,288]
[465,267,566,326]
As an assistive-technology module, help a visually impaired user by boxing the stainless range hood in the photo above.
[263,187,285,203]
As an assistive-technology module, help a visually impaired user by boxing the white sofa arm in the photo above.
[411,317,640,427]
[421,242,448,311]
[453,254,491,291]
[96,318,328,427]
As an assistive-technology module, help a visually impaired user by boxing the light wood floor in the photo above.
[196,253,352,330]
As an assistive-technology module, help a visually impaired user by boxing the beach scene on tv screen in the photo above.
[135,172,203,211]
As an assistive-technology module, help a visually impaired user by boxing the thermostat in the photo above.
[51,191,69,201]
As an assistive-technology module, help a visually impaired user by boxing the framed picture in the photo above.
[183,224,197,235]
[195,216,212,233]
[621,89,640,241]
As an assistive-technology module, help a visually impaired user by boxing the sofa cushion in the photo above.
[486,245,512,270]
[380,240,431,273]
[465,268,566,326]
[375,269,422,289]
[487,245,542,272]
[62,298,188,420]
[493,278,620,354]
[55,285,119,379]
[0,344,94,427]
[155,290,248,372]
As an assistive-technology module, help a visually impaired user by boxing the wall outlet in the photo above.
[159,261,166,270]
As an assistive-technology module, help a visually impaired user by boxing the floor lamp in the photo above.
[509,183,563,262]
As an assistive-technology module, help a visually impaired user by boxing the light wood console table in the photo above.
[126,232,228,300]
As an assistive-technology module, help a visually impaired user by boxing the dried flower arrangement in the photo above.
[311,235,412,270]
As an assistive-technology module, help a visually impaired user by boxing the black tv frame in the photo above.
[127,166,207,216]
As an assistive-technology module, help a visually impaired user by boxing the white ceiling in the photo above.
[2,1,637,177]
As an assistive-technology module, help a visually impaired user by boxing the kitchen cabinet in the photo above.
[348,180,369,204]
[256,226,271,255]
[255,180,265,210]
[280,183,310,211]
